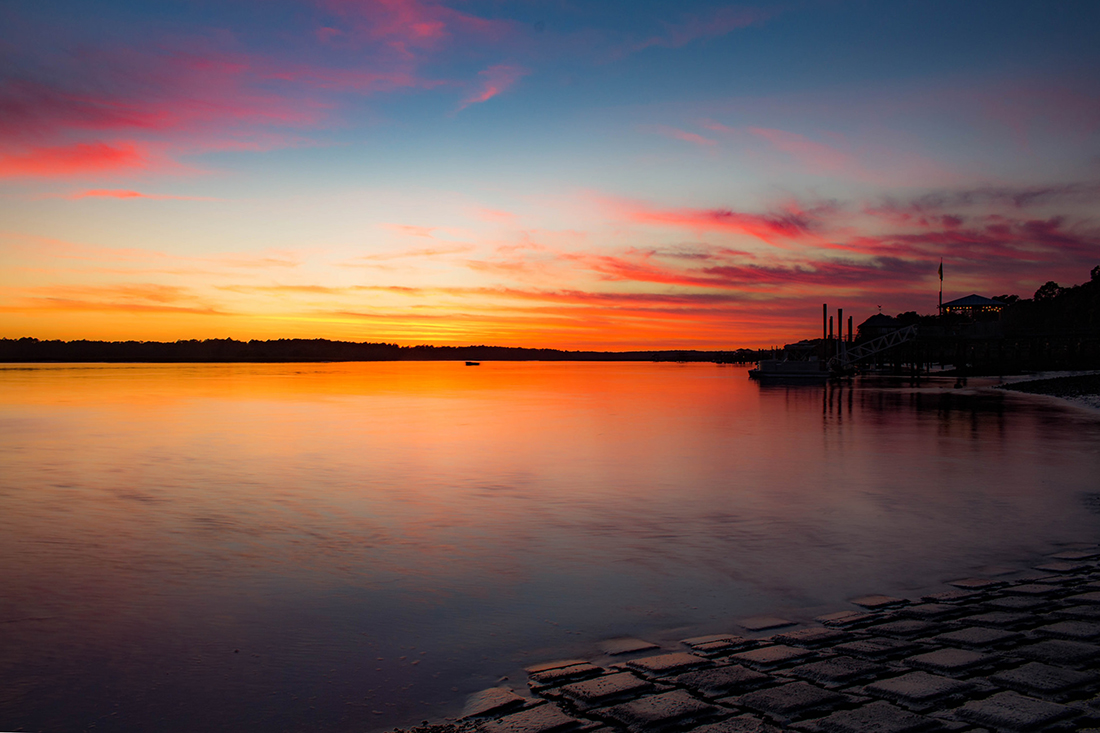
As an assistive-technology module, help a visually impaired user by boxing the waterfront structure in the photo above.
[941,294,1006,317]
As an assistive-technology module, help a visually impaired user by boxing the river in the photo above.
[1,362,1098,732]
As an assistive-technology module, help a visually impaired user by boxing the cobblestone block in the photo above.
[833,637,919,660]
[598,689,719,731]
[480,703,587,733]
[955,690,1075,730]
[864,672,975,710]
[905,648,996,675]
[776,627,850,647]
[808,701,944,733]
[1069,591,1100,604]
[850,594,908,609]
[672,665,771,698]
[990,661,1097,698]
[866,619,942,638]
[598,638,659,656]
[816,610,878,627]
[983,596,1047,611]
[1004,583,1063,596]
[958,612,1033,629]
[626,652,709,676]
[933,626,1020,648]
[730,644,812,668]
[947,578,1005,590]
[787,656,889,686]
[1016,639,1100,666]
[462,688,528,718]
[558,672,653,708]
[740,616,797,632]
[688,714,781,733]
[529,663,603,686]
[731,681,847,720]
[900,604,959,620]
[1037,620,1100,640]
[922,590,978,603]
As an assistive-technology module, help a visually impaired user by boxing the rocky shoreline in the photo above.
[999,373,1100,410]
[394,548,1100,733]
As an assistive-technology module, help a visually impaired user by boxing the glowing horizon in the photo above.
[2,1,1099,349]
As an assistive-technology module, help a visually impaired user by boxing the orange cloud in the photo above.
[67,189,221,201]
[0,142,149,178]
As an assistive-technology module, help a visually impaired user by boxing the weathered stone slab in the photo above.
[598,689,718,730]
[1049,549,1100,560]
[481,703,585,733]
[462,688,528,718]
[788,656,887,686]
[598,638,659,656]
[984,595,1047,611]
[899,603,958,620]
[816,610,878,627]
[688,714,780,733]
[864,619,940,638]
[559,672,652,706]
[529,663,603,686]
[1004,583,1063,596]
[864,672,974,709]
[1016,639,1100,665]
[1035,561,1088,573]
[933,626,1020,648]
[626,652,709,676]
[739,615,796,632]
[947,578,1005,590]
[1056,604,1100,621]
[1069,591,1100,604]
[905,648,995,675]
[850,594,908,609]
[921,589,977,603]
[732,681,846,719]
[990,662,1097,697]
[729,644,811,668]
[671,664,771,698]
[526,660,591,674]
[1037,620,1100,640]
[833,637,918,660]
[958,611,1033,629]
[955,690,1075,730]
[809,700,943,733]
[775,626,849,647]
[681,634,752,655]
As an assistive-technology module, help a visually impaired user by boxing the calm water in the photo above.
[1,362,1099,732]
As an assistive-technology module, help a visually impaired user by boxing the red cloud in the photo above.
[0,142,149,178]
[456,65,528,111]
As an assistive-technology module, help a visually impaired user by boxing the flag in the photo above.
[938,259,943,281]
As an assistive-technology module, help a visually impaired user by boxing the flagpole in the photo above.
[938,258,943,316]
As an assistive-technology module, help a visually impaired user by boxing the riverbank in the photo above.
[999,372,1100,410]
[403,548,1100,733]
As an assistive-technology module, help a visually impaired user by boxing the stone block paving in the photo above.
[459,550,1100,733]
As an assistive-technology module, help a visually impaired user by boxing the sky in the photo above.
[2,0,1099,349]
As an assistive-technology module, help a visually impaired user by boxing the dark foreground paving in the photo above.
[428,547,1100,733]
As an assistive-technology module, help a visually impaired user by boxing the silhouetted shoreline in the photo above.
[0,338,761,364]
[1000,372,1100,410]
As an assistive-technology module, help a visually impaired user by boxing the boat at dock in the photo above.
[748,357,829,383]
[465,361,480,366]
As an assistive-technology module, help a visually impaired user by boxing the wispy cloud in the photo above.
[456,65,528,112]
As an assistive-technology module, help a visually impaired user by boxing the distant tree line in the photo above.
[0,337,764,364]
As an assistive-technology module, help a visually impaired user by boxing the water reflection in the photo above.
[1,363,1098,733]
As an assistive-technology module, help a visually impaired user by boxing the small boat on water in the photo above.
[465,361,480,366]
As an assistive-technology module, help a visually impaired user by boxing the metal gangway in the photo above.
[827,324,917,373]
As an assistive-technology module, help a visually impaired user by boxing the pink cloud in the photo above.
[456,65,528,111]
[67,189,221,201]
[652,125,717,147]
[746,126,857,174]
[633,6,771,52]
[0,142,151,178]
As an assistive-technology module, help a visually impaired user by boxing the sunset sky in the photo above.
[2,0,1099,349]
